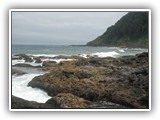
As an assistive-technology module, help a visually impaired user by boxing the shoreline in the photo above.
[12,52,149,109]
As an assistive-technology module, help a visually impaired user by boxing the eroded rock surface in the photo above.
[11,95,55,109]
[26,52,149,109]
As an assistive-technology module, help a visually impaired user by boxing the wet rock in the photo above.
[138,95,149,108]
[42,61,57,67]
[88,100,128,109]
[15,54,33,62]
[13,63,34,67]
[136,52,148,58]
[46,93,90,108]
[12,55,22,60]
[28,52,149,109]
[76,69,93,79]
[12,69,27,76]
[35,58,42,63]
[11,95,55,109]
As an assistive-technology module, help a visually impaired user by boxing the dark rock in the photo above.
[88,100,128,109]
[11,95,55,109]
[76,70,93,79]
[42,61,57,67]
[13,63,33,67]
[46,93,90,108]
[35,58,42,63]
[12,69,27,76]
[75,58,89,66]
[12,55,22,60]
[45,98,60,108]
[53,55,68,59]
[138,95,149,108]
[136,52,148,58]
[15,54,33,62]
[28,52,149,109]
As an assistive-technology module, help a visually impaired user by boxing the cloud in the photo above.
[12,11,128,45]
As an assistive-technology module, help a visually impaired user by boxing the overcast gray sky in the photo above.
[12,11,128,45]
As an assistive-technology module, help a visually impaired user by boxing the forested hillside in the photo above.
[87,12,149,48]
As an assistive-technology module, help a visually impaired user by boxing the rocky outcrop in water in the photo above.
[12,69,27,76]
[14,54,33,62]
[46,93,90,108]
[11,95,55,109]
[28,52,149,109]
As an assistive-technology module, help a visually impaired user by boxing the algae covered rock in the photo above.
[28,52,149,109]
[46,93,90,108]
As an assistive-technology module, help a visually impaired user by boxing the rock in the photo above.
[76,69,93,79]
[46,93,90,108]
[13,63,33,67]
[12,55,22,60]
[11,95,55,109]
[12,69,27,76]
[15,54,33,62]
[45,97,60,108]
[88,100,128,109]
[28,52,149,109]
[53,55,83,60]
[42,61,57,67]
[138,95,149,108]
[35,58,42,63]
[75,58,89,66]
[28,66,103,101]
[136,52,148,58]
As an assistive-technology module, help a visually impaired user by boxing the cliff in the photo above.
[87,12,149,48]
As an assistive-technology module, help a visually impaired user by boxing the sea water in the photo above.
[12,44,148,57]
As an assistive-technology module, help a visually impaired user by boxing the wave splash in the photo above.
[91,51,120,58]
[12,74,51,103]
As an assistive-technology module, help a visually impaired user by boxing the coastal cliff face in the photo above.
[87,12,149,48]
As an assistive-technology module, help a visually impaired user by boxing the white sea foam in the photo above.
[26,60,42,66]
[79,54,88,58]
[12,59,42,66]
[118,49,125,52]
[12,74,51,103]
[41,58,76,63]
[31,54,58,57]
[91,51,119,58]
[53,58,75,63]
[12,59,25,65]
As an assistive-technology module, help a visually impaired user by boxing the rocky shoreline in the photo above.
[12,52,149,109]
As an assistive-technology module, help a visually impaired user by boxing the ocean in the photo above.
[12,44,148,57]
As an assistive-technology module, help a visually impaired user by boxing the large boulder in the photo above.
[12,69,27,76]
[15,54,33,62]
[46,93,90,108]
[11,95,55,109]
[13,63,33,67]
[42,61,57,67]
[35,58,42,63]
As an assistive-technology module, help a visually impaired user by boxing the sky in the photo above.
[12,11,128,45]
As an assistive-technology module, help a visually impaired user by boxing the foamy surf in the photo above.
[12,59,42,66]
[118,49,125,52]
[91,51,120,58]
[31,54,58,58]
[12,74,51,103]
[12,59,25,65]
[41,58,75,64]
